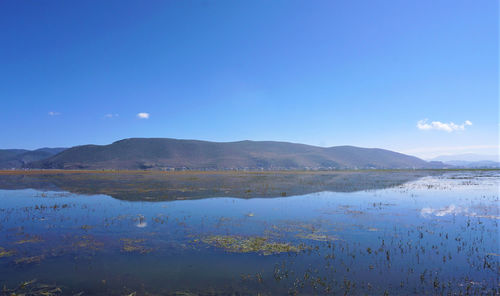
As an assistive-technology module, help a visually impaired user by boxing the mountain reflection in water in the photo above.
[0,170,440,201]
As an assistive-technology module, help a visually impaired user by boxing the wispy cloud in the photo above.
[104,113,119,118]
[48,111,60,116]
[417,119,472,132]
[137,112,150,119]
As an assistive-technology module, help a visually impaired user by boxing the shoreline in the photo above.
[0,168,498,175]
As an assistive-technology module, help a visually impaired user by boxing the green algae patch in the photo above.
[295,232,339,242]
[201,235,303,255]
[120,238,153,254]
[14,236,43,245]
[14,255,44,265]
[1,279,64,296]
[72,236,104,251]
[0,247,15,258]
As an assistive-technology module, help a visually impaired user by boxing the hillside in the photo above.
[0,148,66,169]
[27,138,441,170]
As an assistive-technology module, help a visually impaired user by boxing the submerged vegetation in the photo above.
[0,279,65,296]
[14,255,44,265]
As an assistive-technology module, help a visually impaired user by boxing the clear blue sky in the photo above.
[1,0,498,158]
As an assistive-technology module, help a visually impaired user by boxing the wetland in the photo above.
[0,170,498,295]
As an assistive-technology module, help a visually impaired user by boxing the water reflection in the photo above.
[0,170,440,201]
[421,204,465,217]
[421,204,500,219]
[0,170,498,295]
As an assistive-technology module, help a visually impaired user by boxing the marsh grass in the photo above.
[201,235,305,255]
[120,238,153,254]
[0,247,15,258]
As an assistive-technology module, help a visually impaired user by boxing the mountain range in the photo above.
[0,137,449,170]
[430,153,499,162]
[430,154,500,168]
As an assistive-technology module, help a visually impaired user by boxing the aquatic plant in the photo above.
[201,235,304,255]
[0,279,65,296]
[14,255,44,265]
[120,238,153,254]
[0,247,15,258]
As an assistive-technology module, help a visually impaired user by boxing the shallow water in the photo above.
[0,171,498,295]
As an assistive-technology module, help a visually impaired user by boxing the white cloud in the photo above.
[104,113,119,118]
[417,119,472,132]
[137,112,150,119]
[48,111,60,116]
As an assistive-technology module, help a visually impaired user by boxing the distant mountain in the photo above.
[0,148,66,169]
[430,153,500,168]
[0,149,28,161]
[431,153,499,162]
[439,160,500,169]
[27,138,443,170]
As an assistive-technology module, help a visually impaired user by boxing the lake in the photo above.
[0,170,498,295]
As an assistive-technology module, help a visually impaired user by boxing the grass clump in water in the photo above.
[1,279,65,296]
[0,247,15,258]
[14,236,43,245]
[120,238,153,254]
[14,255,44,265]
[201,235,303,255]
[295,232,338,242]
[72,236,103,251]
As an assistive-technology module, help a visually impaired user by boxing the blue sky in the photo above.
[1,0,498,158]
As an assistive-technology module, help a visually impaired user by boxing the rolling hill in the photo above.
[26,138,442,170]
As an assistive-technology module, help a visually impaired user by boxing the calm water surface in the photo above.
[0,171,498,295]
